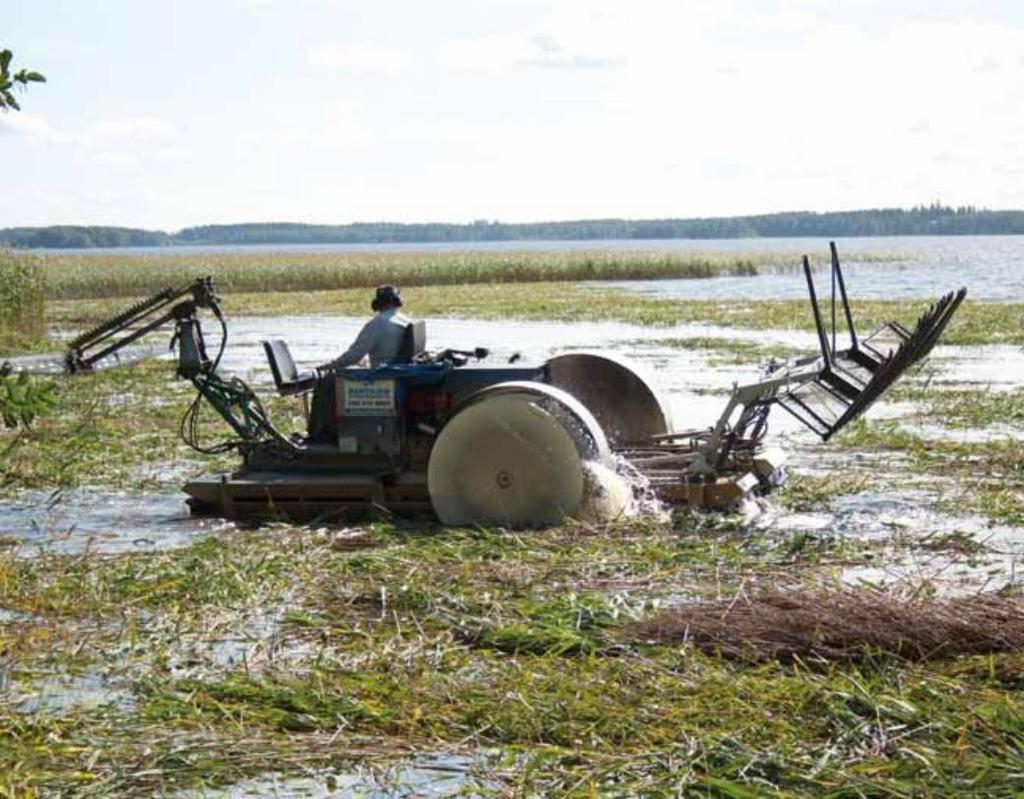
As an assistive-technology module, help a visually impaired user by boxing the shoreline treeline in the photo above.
[2,204,1021,249]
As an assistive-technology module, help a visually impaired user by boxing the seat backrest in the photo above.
[396,320,426,363]
[262,339,299,388]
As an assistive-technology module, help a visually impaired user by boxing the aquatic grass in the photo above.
[0,248,47,353]
[1,517,1022,795]
[38,248,901,301]
[0,359,304,493]
[630,335,812,366]
[834,419,1024,525]
[2,255,1023,793]
[44,281,1017,351]
[920,387,1024,430]
[779,472,871,512]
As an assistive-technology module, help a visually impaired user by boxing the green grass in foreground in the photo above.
[38,248,901,300]
[2,521,1021,796]
[0,360,303,493]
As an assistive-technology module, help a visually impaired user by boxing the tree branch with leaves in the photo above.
[0,48,46,111]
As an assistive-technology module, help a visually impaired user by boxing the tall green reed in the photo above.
[0,249,46,349]
[39,249,898,301]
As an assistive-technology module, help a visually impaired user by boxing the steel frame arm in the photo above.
[65,277,219,373]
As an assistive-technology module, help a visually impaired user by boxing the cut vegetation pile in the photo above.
[627,589,1024,662]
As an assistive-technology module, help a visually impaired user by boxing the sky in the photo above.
[4,0,1024,231]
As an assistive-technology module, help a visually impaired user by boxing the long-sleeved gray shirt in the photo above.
[322,309,410,369]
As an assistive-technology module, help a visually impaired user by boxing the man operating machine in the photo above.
[318,285,411,371]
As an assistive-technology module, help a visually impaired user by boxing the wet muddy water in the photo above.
[177,752,500,798]
[0,487,231,555]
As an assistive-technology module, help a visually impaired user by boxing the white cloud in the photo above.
[92,151,143,169]
[0,111,73,143]
[273,101,375,150]
[8,0,1024,227]
[79,117,177,145]
[278,119,374,149]
[441,32,617,72]
[151,146,190,165]
[306,42,407,75]
[0,113,176,149]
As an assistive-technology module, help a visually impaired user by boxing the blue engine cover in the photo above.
[321,362,548,457]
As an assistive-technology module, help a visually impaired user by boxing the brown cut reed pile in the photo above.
[626,590,1024,663]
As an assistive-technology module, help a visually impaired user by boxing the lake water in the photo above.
[603,235,1021,302]
[36,234,1024,302]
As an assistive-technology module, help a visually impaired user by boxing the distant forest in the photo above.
[4,205,1024,249]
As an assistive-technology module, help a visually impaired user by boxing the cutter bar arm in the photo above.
[65,277,219,373]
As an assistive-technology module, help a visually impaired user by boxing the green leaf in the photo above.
[0,50,11,73]
[0,375,58,429]
[14,69,46,84]
[701,777,762,799]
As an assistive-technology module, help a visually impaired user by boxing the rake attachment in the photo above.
[691,243,966,475]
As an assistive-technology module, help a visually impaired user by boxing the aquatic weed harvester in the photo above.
[62,244,966,526]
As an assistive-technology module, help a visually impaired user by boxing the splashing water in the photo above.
[579,455,667,523]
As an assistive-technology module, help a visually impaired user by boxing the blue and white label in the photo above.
[342,379,396,416]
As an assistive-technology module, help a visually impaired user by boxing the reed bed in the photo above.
[38,248,898,300]
[626,589,1024,662]
[0,249,46,348]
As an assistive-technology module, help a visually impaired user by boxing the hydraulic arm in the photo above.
[58,275,293,455]
[168,283,297,458]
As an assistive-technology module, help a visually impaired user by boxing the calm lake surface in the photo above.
[600,235,1023,302]
[36,234,1024,301]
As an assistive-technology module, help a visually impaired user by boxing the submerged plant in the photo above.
[0,372,57,428]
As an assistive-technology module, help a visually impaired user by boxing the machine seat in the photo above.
[262,339,317,395]
[396,319,427,363]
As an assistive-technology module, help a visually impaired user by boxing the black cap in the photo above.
[371,284,402,311]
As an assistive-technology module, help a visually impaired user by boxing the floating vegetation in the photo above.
[0,522,1021,795]
[778,472,871,512]
[44,281,1019,351]
[921,386,1024,430]
[0,250,1021,794]
[833,418,1024,526]
[633,335,811,366]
